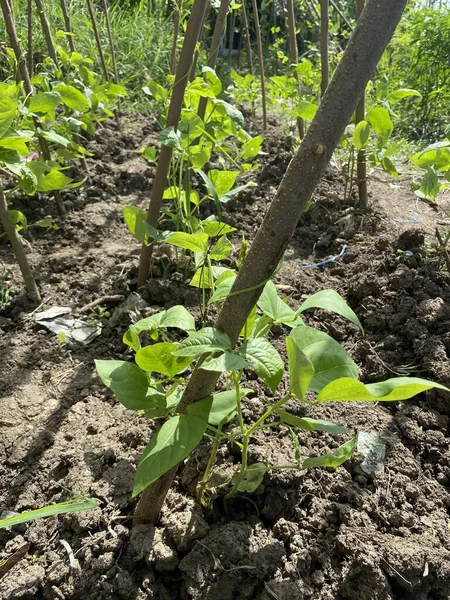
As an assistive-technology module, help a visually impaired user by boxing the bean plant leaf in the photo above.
[386,88,422,104]
[276,409,352,434]
[286,334,315,400]
[167,232,209,254]
[0,83,18,137]
[54,83,90,112]
[258,281,303,327]
[298,289,363,332]
[0,498,97,530]
[240,134,263,160]
[353,120,371,150]
[123,205,166,244]
[292,100,317,121]
[28,92,61,115]
[200,351,249,372]
[190,266,214,289]
[159,126,182,150]
[202,66,222,96]
[208,274,237,304]
[410,142,450,171]
[200,220,236,236]
[209,170,239,197]
[136,343,194,376]
[187,388,252,425]
[133,306,195,335]
[239,337,284,393]
[95,359,165,410]
[287,326,359,392]
[133,414,207,496]
[366,106,393,143]
[316,376,449,404]
[210,235,233,261]
[301,436,357,469]
[123,326,141,352]
[173,327,231,357]
[232,463,268,493]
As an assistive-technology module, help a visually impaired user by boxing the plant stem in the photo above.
[133,0,408,524]
[0,188,40,301]
[251,0,267,129]
[59,0,75,52]
[355,0,368,207]
[320,0,329,96]
[34,0,59,68]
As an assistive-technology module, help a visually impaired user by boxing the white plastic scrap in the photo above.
[35,306,101,345]
[357,432,386,475]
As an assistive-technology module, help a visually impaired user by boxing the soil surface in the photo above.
[1,116,450,600]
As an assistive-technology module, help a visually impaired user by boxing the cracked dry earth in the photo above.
[1,116,450,599]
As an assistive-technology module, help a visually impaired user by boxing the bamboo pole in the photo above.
[86,0,110,81]
[133,0,409,527]
[0,188,40,301]
[355,0,367,207]
[34,0,59,68]
[286,0,304,138]
[27,0,33,75]
[137,0,210,286]
[251,0,267,129]
[189,0,210,81]
[170,0,181,75]
[59,0,76,53]
[1,0,66,216]
[241,0,253,74]
[320,0,329,96]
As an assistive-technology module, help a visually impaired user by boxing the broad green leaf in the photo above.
[301,436,357,469]
[410,142,450,171]
[95,359,165,410]
[381,156,398,177]
[287,326,358,392]
[123,326,141,352]
[140,146,157,163]
[213,99,245,126]
[415,167,440,200]
[200,220,236,236]
[208,274,236,304]
[133,414,207,496]
[167,231,209,254]
[190,266,214,289]
[298,289,363,332]
[387,88,422,104]
[209,170,239,197]
[123,206,166,244]
[142,81,167,101]
[190,144,211,169]
[210,235,233,261]
[239,337,284,393]
[366,106,393,143]
[27,163,73,192]
[187,388,252,425]
[240,134,263,160]
[292,100,317,121]
[0,83,18,137]
[159,126,182,150]
[28,92,60,114]
[0,148,20,165]
[353,120,371,150]
[54,83,90,112]
[0,134,32,156]
[258,281,302,327]
[134,306,195,334]
[233,463,267,492]
[0,497,97,530]
[276,409,352,434]
[179,110,204,144]
[40,130,71,148]
[136,343,193,377]
[286,335,314,400]
[8,210,27,227]
[201,351,249,372]
[317,376,449,404]
[173,327,231,357]
[202,66,222,96]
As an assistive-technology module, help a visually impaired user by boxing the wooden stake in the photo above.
[320,0,329,96]
[251,0,267,129]
[170,0,181,75]
[59,0,76,53]
[34,0,59,68]
[286,0,304,138]
[355,0,367,207]
[27,0,33,75]
[86,0,110,81]
[241,0,253,74]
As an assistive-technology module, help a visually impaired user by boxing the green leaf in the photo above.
[381,156,398,178]
[187,388,252,425]
[415,167,441,201]
[387,88,422,104]
[133,414,207,496]
[123,206,166,244]
[276,409,352,434]
[40,130,71,148]
[239,337,284,393]
[201,351,249,372]
[167,232,209,254]
[200,220,236,236]
[353,120,371,150]
[134,305,195,334]
[159,126,182,150]
[292,100,317,121]
[214,99,245,126]
[286,335,314,400]
[301,436,357,469]
[316,376,449,404]
[190,266,214,289]
[210,235,233,261]
[27,163,74,192]
[287,326,358,392]
[54,83,90,112]
[410,142,450,171]
[143,81,168,101]
[298,289,363,332]
[123,326,141,352]
[209,170,239,197]
[366,106,393,143]
[179,110,204,143]
[0,497,97,530]
[95,359,165,410]
[28,92,61,114]
[0,148,21,165]
[233,463,268,492]
[208,274,236,304]
[202,66,222,96]
[172,327,231,357]
[136,343,193,377]
[258,281,302,327]
[0,83,18,137]
[140,146,157,163]
[240,134,263,160]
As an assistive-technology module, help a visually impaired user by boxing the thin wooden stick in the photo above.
[0,188,40,301]
[286,0,304,138]
[86,0,109,81]
[241,0,253,74]
[170,0,181,75]
[355,0,367,207]
[27,0,33,75]
[59,0,76,53]
[251,0,267,129]
[34,0,59,68]
[320,0,329,96]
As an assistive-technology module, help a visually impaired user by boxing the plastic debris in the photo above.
[35,306,101,345]
[298,245,347,269]
[392,215,419,224]
[357,431,386,475]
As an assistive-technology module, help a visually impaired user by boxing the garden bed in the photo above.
[1,117,450,600]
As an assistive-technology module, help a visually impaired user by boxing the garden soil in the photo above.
[1,117,450,600]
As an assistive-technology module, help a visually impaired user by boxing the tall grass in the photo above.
[0,0,172,110]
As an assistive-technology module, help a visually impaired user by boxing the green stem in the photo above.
[247,393,290,435]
